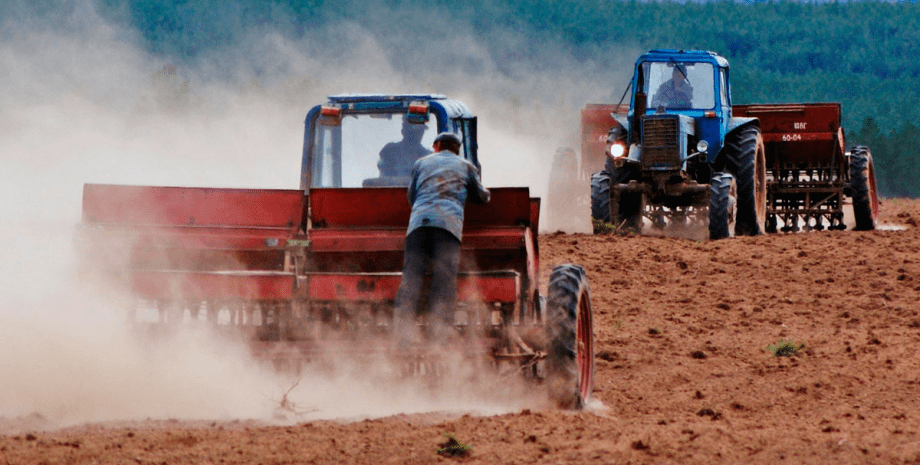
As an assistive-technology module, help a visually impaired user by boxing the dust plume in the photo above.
[1,1,628,427]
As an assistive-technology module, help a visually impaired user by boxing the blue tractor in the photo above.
[591,49,767,239]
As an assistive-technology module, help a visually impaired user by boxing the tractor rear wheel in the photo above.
[724,124,767,236]
[849,146,878,231]
[709,173,736,240]
[544,264,594,409]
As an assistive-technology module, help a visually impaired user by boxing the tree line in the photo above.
[78,0,920,197]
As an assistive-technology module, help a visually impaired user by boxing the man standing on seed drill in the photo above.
[393,132,490,348]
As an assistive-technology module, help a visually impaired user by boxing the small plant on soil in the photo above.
[592,218,616,235]
[436,434,472,458]
[767,339,804,357]
[592,218,636,235]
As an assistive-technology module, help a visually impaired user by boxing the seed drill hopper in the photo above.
[733,103,879,232]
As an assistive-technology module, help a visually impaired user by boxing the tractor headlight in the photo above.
[608,142,626,159]
[696,140,709,154]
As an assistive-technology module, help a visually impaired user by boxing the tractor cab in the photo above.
[301,94,479,190]
[610,49,733,170]
[643,60,716,112]
[594,49,765,238]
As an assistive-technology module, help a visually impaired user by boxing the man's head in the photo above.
[433,132,462,155]
[672,64,687,82]
[401,118,426,142]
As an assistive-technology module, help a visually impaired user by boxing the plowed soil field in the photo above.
[2,200,919,464]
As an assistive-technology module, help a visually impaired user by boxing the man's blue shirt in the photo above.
[407,151,490,241]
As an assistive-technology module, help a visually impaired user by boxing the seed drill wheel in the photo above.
[723,123,767,236]
[709,173,737,240]
[544,264,594,409]
[849,146,879,231]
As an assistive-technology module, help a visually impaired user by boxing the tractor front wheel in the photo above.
[590,171,611,226]
[709,173,736,240]
[544,264,594,409]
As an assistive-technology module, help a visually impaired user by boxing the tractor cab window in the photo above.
[644,62,715,111]
[311,113,437,188]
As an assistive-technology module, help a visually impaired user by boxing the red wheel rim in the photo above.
[576,293,594,401]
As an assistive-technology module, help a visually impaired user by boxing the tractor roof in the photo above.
[327,93,447,103]
[640,49,729,68]
[324,93,472,119]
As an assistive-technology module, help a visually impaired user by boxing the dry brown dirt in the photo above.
[3,199,920,464]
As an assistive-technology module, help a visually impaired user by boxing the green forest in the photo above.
[12,0,920,196]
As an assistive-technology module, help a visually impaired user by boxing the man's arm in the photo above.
[680,82,694,102]
[407,162,420,205]
[650,81,669,107]
[467,165,490,204]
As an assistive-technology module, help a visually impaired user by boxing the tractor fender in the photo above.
[712,117,759,170]
[727,116,758,134]
[607,116,629,144]
[603,117,631,173]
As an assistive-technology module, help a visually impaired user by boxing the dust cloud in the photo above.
[0,1,632,427]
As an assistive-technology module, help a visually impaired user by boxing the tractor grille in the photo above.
[641,116,680,170]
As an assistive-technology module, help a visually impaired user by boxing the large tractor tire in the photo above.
[544,264,594,409]
[709,173,736,240]
[849,146,878,231]
[723,123,767,236]
[590,171,611,224]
